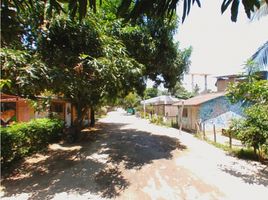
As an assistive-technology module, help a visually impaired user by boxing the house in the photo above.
[141,95,181,121]
[0,93,90,127]
[174,92,245,132]
[174,73,247,132]
[175,71,268,132]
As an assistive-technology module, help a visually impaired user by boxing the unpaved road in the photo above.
[1,110,268,200]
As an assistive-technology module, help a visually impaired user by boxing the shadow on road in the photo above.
[100,123,186,170]
[1,122,186,199]
[219,162,268,187]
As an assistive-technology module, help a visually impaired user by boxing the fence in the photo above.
[195,122,243,148]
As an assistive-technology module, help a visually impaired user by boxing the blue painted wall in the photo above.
[199,96,246,130]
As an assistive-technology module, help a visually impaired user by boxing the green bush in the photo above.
[228,105,268,159]
[1,118,64,168]
[150,115,164,125]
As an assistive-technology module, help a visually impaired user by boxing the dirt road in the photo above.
[1,110,268,200]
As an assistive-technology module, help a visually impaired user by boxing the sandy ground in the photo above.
[1,110,268,200]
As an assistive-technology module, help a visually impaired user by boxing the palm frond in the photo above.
[251,0,268,20]
[251,41,268,69]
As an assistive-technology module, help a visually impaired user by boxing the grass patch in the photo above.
[232,148,259,161]
[195,133,261,162]
[208,141,259,161]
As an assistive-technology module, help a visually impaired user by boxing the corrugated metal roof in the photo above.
[173,92,226,106]
[141,95,181,105]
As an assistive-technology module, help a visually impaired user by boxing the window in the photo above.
[51,102,64,113]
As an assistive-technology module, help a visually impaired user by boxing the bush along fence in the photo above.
[194,122,268,162]
[1,118,64,169]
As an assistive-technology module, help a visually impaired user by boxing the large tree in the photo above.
[38,15,145,128]
[3,0,266,25]
[1,0,191,130]
[106,17,191,89]
[0,48,49,98]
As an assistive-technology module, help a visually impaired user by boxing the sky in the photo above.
[173,0,268,92]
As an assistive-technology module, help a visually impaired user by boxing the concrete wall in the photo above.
[179,106,199,131]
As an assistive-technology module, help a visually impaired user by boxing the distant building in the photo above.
[215,74,245,92]
[215,71,268,92]
[141,95,181,120]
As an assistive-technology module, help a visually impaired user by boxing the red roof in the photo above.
[0,93,22,102]
[173,92,226,106]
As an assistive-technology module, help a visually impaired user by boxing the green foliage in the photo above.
[221,0,261,22]
[228,77,268,159]
[150,115,164,125]
[192,84,200,96]
[0,79,11,90]
[3,0,267,49]
[227,80,268,104]
[121,92,141,109]
[207,140,260,161]
[0,48,49,97]
[38,14,145,127]
[2,0,191,129]
[231,105,268,154]
[0,118,64,168]
[107,17,191,90]
[233,148,260,161]
[169,82,193,99]
[144,88,159,99]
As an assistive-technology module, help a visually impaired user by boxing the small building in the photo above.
[215,74,245,92]
[141,95,181,121]
[174,72,252,132]
[174,92,245,132]
[0,93,90,127]
[215,71,268,92]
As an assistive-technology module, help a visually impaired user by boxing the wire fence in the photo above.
[195,122,243,148]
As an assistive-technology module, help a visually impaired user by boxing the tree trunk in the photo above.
[90,107,95,127]
[75,103,84,132]
[253,146,257,156]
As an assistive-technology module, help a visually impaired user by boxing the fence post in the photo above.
[229,131,232,148]
[213,124,216,143]
[202,123,206,139]
[195,122,199,134]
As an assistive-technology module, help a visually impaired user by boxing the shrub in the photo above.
[150,115,164,125]
[1,118,64,168]
[228,105,268,159]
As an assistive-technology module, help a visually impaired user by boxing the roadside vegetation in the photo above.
[1,0,267,173]
[1,118,64,170]
[1,0,191,136]
[226,64,268,161]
